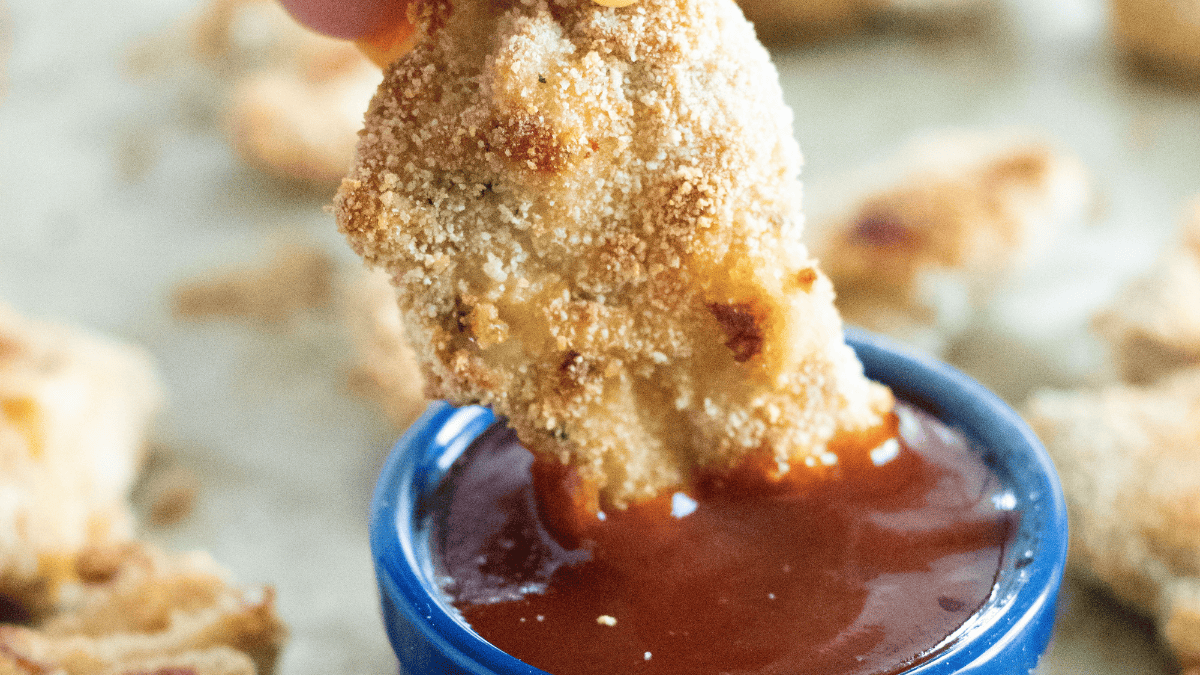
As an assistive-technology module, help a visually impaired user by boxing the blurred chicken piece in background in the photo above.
[808,130,1092,355]
[1112,0,1200,86]
[0,303,161,620]
[1095,200,1200,384]
[739,0,994,44]
[130,0,381,190]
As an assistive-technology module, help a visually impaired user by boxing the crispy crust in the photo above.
[1094,199,1200,384]
[335,0,891,506]
[1025,370,1200,670]
[0,304,161,618]
[810,131,1090,352]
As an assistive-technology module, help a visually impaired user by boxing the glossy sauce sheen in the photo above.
[430,404,1017,675]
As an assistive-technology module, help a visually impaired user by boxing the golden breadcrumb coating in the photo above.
[336,0,892,506]
[1094,199,1200,384]
[0,542,286,675]
[0,303,161,618]
[1025,369,1200,672]
[810,131,1090,352]
[1112,0,1200,83]
[344,269,427,429]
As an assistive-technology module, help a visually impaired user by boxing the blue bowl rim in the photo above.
[369,328,1069,675]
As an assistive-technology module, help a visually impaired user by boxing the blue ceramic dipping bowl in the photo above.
[369,328,1069,675]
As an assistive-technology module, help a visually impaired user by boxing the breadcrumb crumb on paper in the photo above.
[335,0,892,506]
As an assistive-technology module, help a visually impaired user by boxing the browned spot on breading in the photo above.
[0,335,22,362]
[708,303,764,362]
[75,545,129,584]
[0,596,32,626]
[850,209,918,249]
[489,0,524,16]
[795,267,818,292]
[465,302,509,348]
[558,350,586,389]
[658,168,719,244]
[492,114,568,173]
[125,668,198,675]
[411,0,454,36]
[453,295,472,335]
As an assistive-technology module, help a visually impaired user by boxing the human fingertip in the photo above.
[279,0,405,41]
[356,17,419,68]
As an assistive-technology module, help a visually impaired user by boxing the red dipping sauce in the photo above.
[430,403,1017,675]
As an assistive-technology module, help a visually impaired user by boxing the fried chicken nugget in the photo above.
[809,131,1090,353]
[1094,199,1200,384]
[1025,369,1200,671]
[0,542,286,675]
[336,0,892,506]
[0,303,160,619]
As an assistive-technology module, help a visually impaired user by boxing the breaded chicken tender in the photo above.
[1094,199,1200,384]
[0,303,160,618]
[336,0,892,506]
[0,542,287,675]
[809,131,1090,353]
[1025,369,1200,672]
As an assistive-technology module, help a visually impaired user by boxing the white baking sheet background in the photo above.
[0,0,1197,673]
